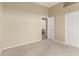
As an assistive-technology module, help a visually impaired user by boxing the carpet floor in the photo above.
[1,39,79,56]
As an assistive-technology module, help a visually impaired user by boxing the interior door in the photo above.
[48,17,54,40]
[65,11,79,47]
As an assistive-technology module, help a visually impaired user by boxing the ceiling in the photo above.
[34,2,60,8]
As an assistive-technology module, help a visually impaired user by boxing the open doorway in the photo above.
[41,17,48,40]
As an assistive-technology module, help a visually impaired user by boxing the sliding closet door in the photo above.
[65,11,79,47]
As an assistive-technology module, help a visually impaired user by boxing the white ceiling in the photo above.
[34,2,60,8]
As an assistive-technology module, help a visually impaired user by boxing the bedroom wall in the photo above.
[2,2,49,49]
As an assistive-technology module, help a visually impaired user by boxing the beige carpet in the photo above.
[1,39,79,56]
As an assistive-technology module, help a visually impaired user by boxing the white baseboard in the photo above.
[2,39,42,50]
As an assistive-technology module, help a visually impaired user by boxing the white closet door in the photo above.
[65,11,79,47]
[48,17,54,40]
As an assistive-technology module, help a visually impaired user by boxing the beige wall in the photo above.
[2,2,49,49]
[0,3,3,54]
[50,3,79,43]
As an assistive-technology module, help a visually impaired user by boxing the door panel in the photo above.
[48,17,54,40]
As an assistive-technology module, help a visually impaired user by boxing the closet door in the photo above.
[65,11,79,47]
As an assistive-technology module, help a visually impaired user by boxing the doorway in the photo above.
[41,17,55,40]
[41,17,47,40]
